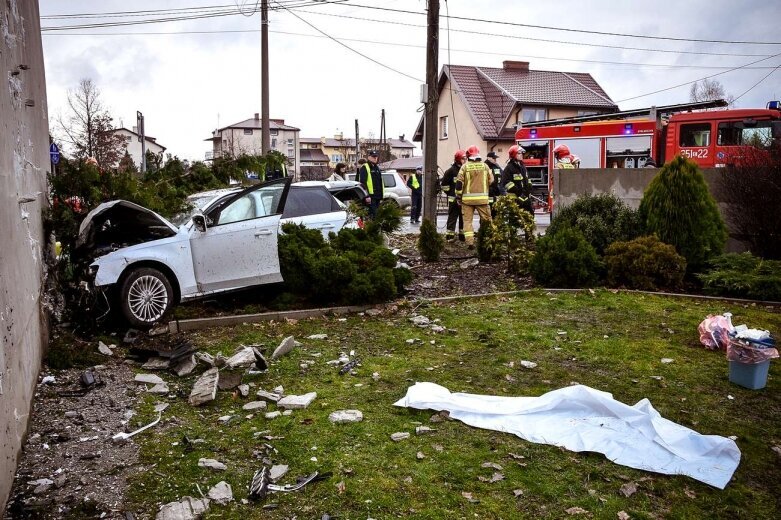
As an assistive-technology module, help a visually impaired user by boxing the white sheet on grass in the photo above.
[394,382,740,489]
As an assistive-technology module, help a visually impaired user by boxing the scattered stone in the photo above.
[124,328,140,344]
[372,372,380,381]
[565,506,589,515]
[461,491,479,504]
[237,384,250,397]
[269,465,289,481]
[415,426,434,435]
[154,402,170,413]
[243,401,267,411]
[282,409,293,416]
[64,411,79,418]
[148,383,170,395]
[135,373,165,386]
[617,512,630,520]
[478,472,504,483]
[271,336,296,360]
[195,352,215,367]
[189,368,219,406]
[198,458,226,471]
[173,355,197,376]
[273,385,284,394]
[520,360,537,369]
[416,451,425,460]
[256,389,282,403]
[409,315,430,327]
[365,308,382,317]
[143,357,171,370]
[619,482,637,497]
[338,355,350,364]
[307,334,328,340]
[513,489,524,497]
[650,375,663,381]
[391,432,410,442]
[265,411,282,419]
[217,370,242,390]
[772,446,781,457]
[217,415,233,424]
[329,410,363,423]
[460,258,479,269]
[481,462,503,470]
[277,392,317,410]
[225,346,260,369]
[206,481,233,505]
[149,323,169,336]
[98,341,113,356]
[156,496,210,520]
[661,358,674,364]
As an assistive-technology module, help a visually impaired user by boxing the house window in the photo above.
[521,107,547,124]
[287,138,294,146]
[679,123,711,147]
[440,116,449,139]
[577,110,599,117]
[243,129,253,135]
[270,129,278,136]
[271,138,277,148]
[331,154,343,162]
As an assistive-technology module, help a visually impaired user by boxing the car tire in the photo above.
[119,267,174,329]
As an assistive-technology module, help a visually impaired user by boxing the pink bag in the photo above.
[698,315,732,350]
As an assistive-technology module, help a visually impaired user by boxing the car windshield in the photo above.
[170,193,226,227]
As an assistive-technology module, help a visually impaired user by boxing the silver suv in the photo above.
[347,169,411,209]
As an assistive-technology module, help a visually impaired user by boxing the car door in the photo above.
[281,186,346,239]
[190,178,290,294]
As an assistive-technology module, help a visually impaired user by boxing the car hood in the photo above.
[76,200,179,251]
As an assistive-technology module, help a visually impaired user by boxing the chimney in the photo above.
[132,126,138,134]
[503,60,529,72]
[254,113,260,120]
[399,134,405,141]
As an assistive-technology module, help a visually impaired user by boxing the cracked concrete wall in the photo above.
[0,0,50,511]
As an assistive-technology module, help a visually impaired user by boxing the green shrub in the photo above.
[418,218,445,262]
[547,193,641,255]
[530,227,601,287]
[698,252,781,301]
[605,235,686,291]
[278,223,410,304]
[364,199,403,238]
[639,156,726,272]
[476,197,536,273]
[476,221,501,262]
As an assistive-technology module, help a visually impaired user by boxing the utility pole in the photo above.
[261,0,270,154]
[354,119,360,167]
[379,108,387,162]
[423,0,439,222]
[136,110,146,173]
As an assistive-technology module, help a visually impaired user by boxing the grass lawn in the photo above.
[125,291,781,519]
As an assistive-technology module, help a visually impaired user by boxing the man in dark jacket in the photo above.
[501,145,533,214]
[441,149,466,241]
[485,151,505,217]
[358,150,384,218]
[407,166,423,224]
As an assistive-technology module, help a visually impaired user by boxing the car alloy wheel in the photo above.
[127,275,169,323]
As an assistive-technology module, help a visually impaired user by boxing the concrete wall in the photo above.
[0,0,50,511]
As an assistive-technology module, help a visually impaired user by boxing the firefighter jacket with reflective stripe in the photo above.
[485,160,504,204]
[456,160,493,206]
[440,162,461,203]
[556,160,575,169]
[407,173,421,192]
[359,162,384,197]
[501,159,532,200]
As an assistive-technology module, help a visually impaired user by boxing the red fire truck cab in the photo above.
[515,101,781,212]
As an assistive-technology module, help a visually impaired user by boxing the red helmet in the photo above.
[508,145,525,159]
[454,149,467,162]
[467,145,480,158]
[553,144,570,158]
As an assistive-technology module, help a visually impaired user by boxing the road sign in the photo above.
[49,143,60,165]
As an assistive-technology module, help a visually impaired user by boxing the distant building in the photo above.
[413,61,617,170]
[299,147,331,180]
[301,134,417,170]
[110,127,166,169]
[206,113,301,175]
[379,156,423,178]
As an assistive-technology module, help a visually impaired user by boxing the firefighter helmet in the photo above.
[553,144,570,159]
[454,149,467,162]
[467,145,480,158]
[508,145,525,159]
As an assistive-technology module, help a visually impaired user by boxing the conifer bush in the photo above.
[530,227,601,287]
[698,252,781,301]
[418,218,445,262]
[605,235,686,291]
[639,156,726,272]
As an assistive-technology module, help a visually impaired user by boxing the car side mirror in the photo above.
[192,213,207,232]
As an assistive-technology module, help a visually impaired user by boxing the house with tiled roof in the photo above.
[413,61,617,169]
[300,134,417,170]
[206,113,300,174]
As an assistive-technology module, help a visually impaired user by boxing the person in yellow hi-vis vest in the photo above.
[456,145,493,249]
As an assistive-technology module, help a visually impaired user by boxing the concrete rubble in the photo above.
[391,432,410,441]
[225,346,265,369]
[207,481,233,505]
[520,360,538,369]
[156,496,210,520]
[148,383,170,395]
[189,368,219,406]
[265,411,282,419]
[135,373,165,386]
[142,357,171,370]
[195,352,215,367]
[329,410,364,423]
[97,341,113,356]
[198,458,227,471]
[269,464,289,481]
[307,334,328,340]
[256,389,282,402]
[217,370,242,390]
[173,355,197,376]
[409,315,431,327]
[277,392,317,410]
[242,401,267,411]
[237,384,250,397]
[271,336,296,360]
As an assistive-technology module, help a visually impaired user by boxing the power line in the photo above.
[444,0,460,149]
[733,65,781,103]
[344,3,781,45]
[39,1,319,18]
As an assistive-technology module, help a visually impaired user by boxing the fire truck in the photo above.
[514,100,781,212]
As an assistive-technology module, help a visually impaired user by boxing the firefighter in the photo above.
[456,145,493,249]
[407,166,423,224]
[501,145,533,214]
[358,150,384,218]
[485,151,505,217]
[441,149,466,241]
[553,144,575,169]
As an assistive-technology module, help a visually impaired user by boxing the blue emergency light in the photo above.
[624,123,633,135]
[768,101,781,110]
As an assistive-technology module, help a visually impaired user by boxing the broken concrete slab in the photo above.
[269,464,289,481]
[271,336,296,360]
[256,389,282,403]
[225,347,257,369]
[242,401,267,411]
[329,410,364,424]
[198,458,227,471]
[217,370,242,390]
[409,315,430,327]
[207,481,233,506]
[98,341,113,356]
[173,355,197,377]
[307,334,328,340]
[277,392,317,410]
[238,384,250,397]
[189,368,219,406]
[156,496,210,520]
[265,411,281,419]
[135,373,165,385]
[391,432,410,442]
[142,357,171,370]
[520,360,538,369]
[460,258,479,269]
[148,383,170,395]
[195,352,215,367]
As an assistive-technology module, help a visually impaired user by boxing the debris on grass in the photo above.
[391,432,410,442]
[409,315,431,327]
[661,358,674,364]
[415,426,434,435]
[135,373,164,386]
[277,392,317,410]
[269,465,289,481]
[520,360,537,369]
[198,458,227,471]
[189,368,219,406]
[243,401,268,411]
[97,341,113,356]
[619,482,637,497]
[156,496,210,520]
[416,451,425,460]
[207,481,233,505]
[256,389,282,402]
[617,511,630,520]
[481,462,503,470]
[513,489,524,497]
[226,345,267,370]
[565,506,589,515]
[271,336,296,360]
[217,370,242,390]
[328,410,363,423]
[461,491,479,503]
[142,357,170,370]
[307,334,328,340]
[265,411,282,419]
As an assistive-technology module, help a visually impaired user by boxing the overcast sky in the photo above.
[39,0,781,161]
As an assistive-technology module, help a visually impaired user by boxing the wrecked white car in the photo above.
[79,178,357,328]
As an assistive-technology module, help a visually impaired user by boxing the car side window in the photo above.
[216,192,256,225]
[283,188,336,218]
[382,174,396,188]
[213,183,286,226]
